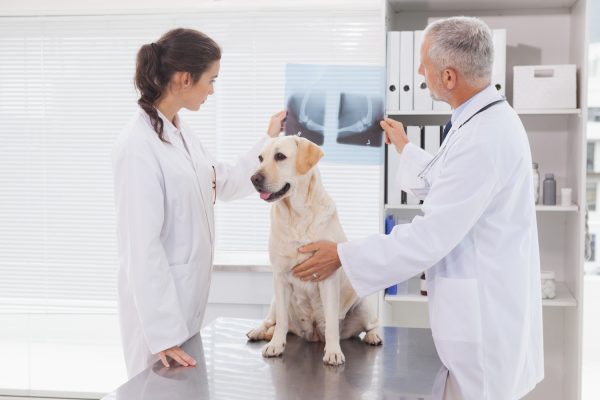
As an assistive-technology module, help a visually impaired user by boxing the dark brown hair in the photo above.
[134,28,221,142]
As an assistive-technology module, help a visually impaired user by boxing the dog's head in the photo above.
[251,136,324,202]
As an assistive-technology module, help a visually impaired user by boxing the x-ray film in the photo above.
[284,64,385,165]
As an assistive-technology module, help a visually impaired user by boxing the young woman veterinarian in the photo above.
[112,28,286,378]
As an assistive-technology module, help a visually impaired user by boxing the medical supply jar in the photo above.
[543,173,556,205]
[541,270,556,299]
[532,162,540,204]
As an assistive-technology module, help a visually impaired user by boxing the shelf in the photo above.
[385,204,423,211]
[386,109,581,116]
[385,204,579,212]
[387,0,578,12]
[386,110,451,116]
[385,108,580,126]
[542,283,578,307]
[384,278,427,303]
[515,108,581,115]
[384,281,576,307]
[536,205,579,212]
[385,113,449,126]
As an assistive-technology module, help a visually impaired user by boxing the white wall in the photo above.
[0,0,380,15]
[589,44,600,108]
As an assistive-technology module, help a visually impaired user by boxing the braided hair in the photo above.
[134,28,221,142]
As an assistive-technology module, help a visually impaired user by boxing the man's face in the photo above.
[418,37,446,102]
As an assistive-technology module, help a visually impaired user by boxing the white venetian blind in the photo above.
[0,10,384,312]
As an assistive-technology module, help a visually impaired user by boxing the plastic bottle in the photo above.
[532,162,540,204]
[543,173,556,205]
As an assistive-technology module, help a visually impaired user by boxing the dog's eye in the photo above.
[258,155,263,162]
[274,152,287,161]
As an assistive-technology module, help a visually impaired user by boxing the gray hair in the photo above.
[424,16,493,86]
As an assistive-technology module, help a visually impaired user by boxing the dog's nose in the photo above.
[251,172,264,188]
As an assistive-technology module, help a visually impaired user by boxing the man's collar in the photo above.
[451,85,503,128]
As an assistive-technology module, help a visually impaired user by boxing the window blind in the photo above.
[0,11,384,312]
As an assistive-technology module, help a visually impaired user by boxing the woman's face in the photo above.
[183,60,220,111]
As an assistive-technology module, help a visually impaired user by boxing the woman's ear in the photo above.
[181,72,191,87]
[171,71,191,90]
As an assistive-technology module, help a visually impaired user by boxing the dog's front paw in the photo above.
[323,347,345,365]
[363,330,383,346]
[247,323,275,342]
[247,325,270,341]
[262,340,285,357]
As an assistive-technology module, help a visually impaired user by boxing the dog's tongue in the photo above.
[259,191,272,200]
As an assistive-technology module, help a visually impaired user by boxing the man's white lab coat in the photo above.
[339,85,544,399]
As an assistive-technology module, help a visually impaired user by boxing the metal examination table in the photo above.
[102,318,442,399]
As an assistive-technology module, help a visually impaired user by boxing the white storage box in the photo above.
[513,64,576,109]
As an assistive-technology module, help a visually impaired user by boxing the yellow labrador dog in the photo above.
[247,136,382,365]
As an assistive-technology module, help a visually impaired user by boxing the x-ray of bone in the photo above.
[337,92,384,147]
[284,64,385,165]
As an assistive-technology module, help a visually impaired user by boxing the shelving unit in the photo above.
[380,0,588,399]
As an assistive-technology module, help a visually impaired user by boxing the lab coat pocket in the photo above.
[431,277,482,343]
[169,263,197,323]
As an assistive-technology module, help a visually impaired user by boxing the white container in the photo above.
[541,270,556,300]
[513,64,576,109]
[561,187,573,206]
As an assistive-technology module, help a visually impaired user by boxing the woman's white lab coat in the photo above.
[339,85,544,399]
[112,109,266,378]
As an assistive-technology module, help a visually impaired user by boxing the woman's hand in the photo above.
[380,117,409,153]
[158,345,197,368]
[267,110,287,138]
[292,241,342,282]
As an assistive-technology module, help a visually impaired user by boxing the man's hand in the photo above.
[158,345,197,369]
[292,241,342,282]
[267,110,287,138]
[380,117,409,153]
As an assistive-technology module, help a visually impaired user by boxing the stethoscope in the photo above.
[416,98,505,183]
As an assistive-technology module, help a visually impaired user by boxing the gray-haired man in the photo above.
[294,16,544,400]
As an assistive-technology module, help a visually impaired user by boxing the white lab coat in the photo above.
[339,85,544,399]
[112,109,267,378]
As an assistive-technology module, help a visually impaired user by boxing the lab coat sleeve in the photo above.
[395,142,434,191]
[213,135,269,201]
[339,122,501,297]
[113,144,190,354]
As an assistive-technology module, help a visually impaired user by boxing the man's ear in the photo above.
[295,137,324,175]
[442,68,457,90]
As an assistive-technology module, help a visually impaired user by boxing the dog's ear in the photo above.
[295,137,324,175]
